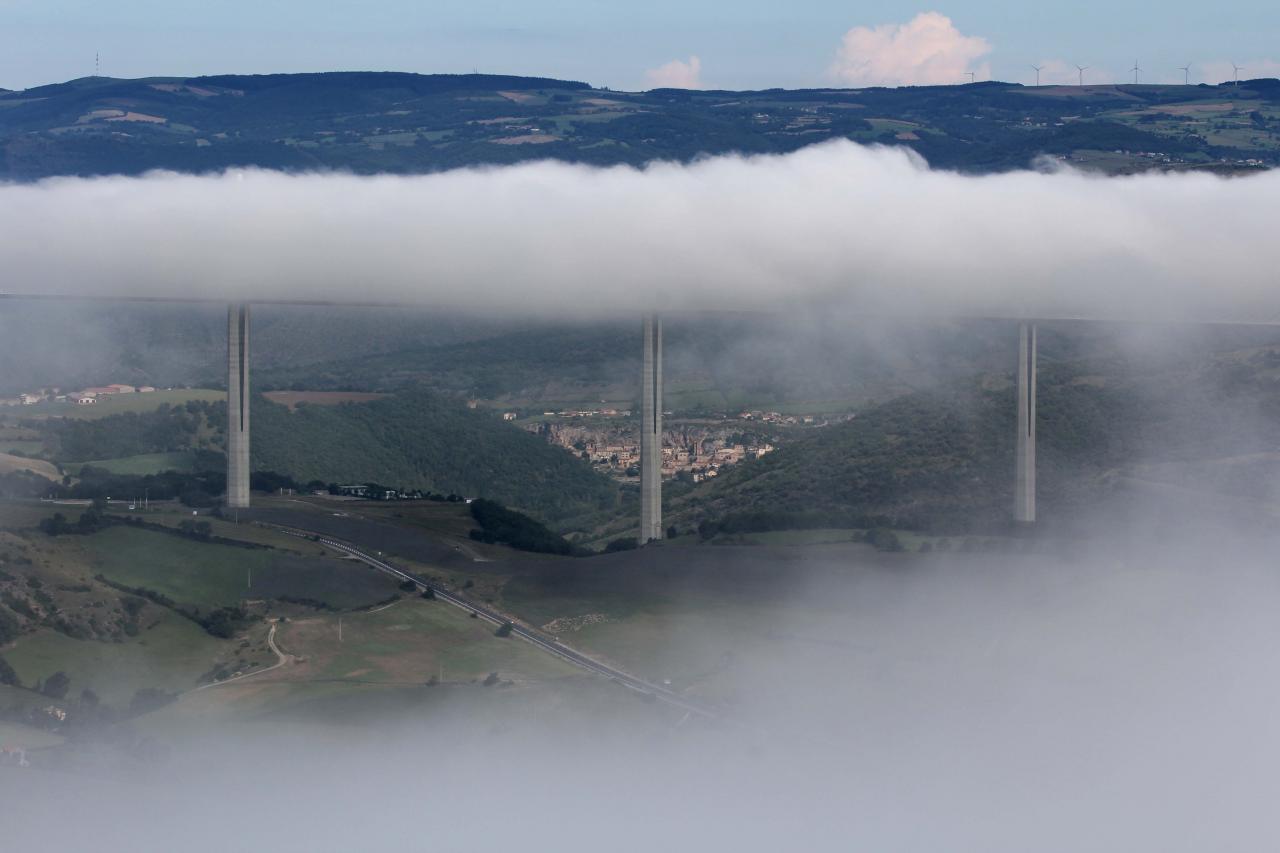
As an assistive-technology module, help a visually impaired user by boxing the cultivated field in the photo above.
[0,452,58,481]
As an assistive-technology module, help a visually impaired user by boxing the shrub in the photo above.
[494,621,513,638]
[177,519,213,541]
[863,528,905,552]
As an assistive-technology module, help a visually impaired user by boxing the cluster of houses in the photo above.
[533,420,775,483]
[738,410,819,425]
[1,383,157,407]
[587,438,775,483]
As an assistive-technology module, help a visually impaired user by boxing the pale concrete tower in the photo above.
[226,303,251,509]
[639,313,663,543]
[1014,322,1036,523]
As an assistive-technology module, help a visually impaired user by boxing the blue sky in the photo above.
[2,0,1278,91]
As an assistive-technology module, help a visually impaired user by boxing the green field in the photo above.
[89,526,276,606]
[13,389,221,421]
[284,597,577,686]
[87,525,399,610]
[0,501,64,530]
[2,610,231,706]
[64,451,200,476]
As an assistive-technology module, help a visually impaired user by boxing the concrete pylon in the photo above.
[1014,322,1036,523]
[226,303,251,509]
[639,313,663,543]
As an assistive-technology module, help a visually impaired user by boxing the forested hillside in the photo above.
[671,340,1280,533]
[249,392,619,524]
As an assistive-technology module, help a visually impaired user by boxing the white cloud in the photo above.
[643,55,702,90]
[829,12,991,87]
[1199,59,1280,85]
[2,141,1280,324]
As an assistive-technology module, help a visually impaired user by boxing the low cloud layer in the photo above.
[643,55,702,89]
[1,140,1279,323]
[829,12,990,86]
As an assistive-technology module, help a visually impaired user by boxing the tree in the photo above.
[666,525,679,539]
[494,621,513,637]
[0,656,20,687]
[41,671,71,700]
[38,513,71,536]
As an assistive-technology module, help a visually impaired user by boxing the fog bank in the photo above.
[2,141,1279,322]
[6,530,1280,851]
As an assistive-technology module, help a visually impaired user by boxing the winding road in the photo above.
[193,621,289,691]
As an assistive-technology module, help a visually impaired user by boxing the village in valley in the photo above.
[511,405,854,483]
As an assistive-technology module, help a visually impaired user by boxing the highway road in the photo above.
[263,523,717,718]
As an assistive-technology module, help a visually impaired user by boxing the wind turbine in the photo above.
[1178,64,1191,85]
[1131,60,1141,84]
[1031,64,1043,86]
[1076,64,1089,86]
[966,71,976,84]
[1232,62,1242,85]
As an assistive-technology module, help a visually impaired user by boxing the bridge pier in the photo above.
[226,303,251,509]
[1014,322,1036,523]
[639,313,663,543]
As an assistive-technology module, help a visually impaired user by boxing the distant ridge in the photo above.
[189,71,592,93]
[1,72,1275,179]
